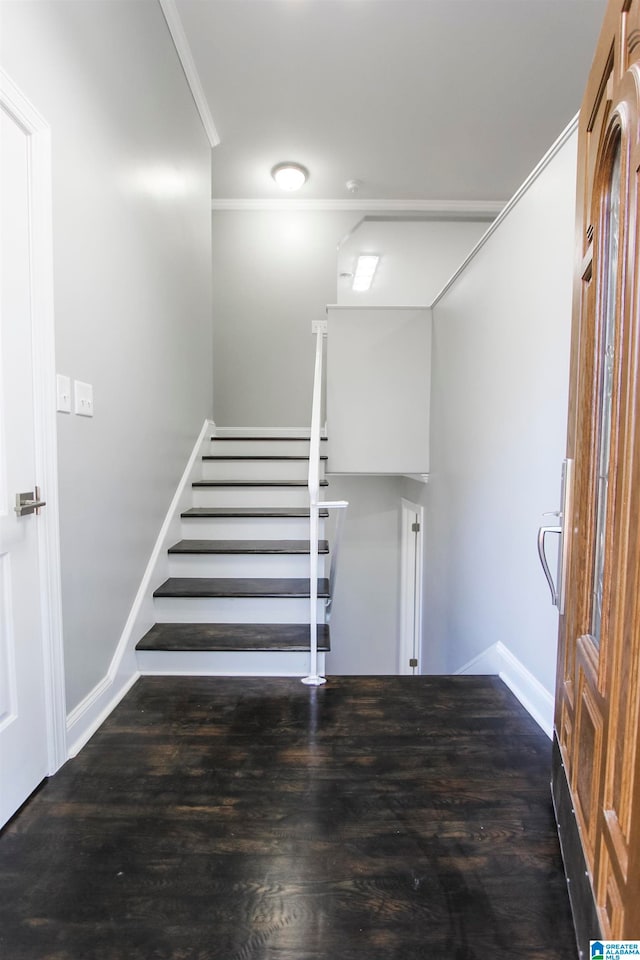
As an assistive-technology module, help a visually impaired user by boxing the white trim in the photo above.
[455,641,554,739]
[158,0,220,148]
[212,198,506,215]
[495,641,554,741]
[0,70,67,774]
[455,642,504,676]
[399,500,424,675]
[430,114,579,308]
[326,304,431,311]
[65,670,139,758]
[65,418,212,755]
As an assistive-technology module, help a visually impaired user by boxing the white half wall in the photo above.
[326,306,431,474]
[0,2,213,713]
[420,123,578,697]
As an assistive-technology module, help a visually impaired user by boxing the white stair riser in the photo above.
[192,487,314,508]
[180,517,326,539]
[136,649,325,677]
[209,440,313,456]
[201,460,322,482]
[168,554,326,579]
[153,596,326,623]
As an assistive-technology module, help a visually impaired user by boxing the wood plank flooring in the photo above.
[0,676,577,960]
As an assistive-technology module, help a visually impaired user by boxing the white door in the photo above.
[0,74,65,827]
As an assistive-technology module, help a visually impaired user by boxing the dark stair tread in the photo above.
[136,622,330,652]
[193,480,329,488]
[153,577,330,599]
[168,539,329,555]
[211,436,327,442]
[181,507,330,519]
[202,455,328,461]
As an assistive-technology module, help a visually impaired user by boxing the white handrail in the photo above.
[302,329,325,685]
[308,328,324,508]
[302,327,348,686]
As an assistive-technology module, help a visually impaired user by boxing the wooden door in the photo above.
[553,0,640,946]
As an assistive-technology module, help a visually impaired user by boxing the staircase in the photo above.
[135,433,332,676]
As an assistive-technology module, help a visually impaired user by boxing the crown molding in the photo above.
[158,0,220,148]
[211,197,506,216]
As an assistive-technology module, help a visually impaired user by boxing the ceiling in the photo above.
[173,0,607,207]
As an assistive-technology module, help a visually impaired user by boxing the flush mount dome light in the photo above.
[271,162,309,192]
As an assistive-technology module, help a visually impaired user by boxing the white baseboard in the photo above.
[64,418,213,757]
[495,641,554,740]
[455,642,503,676]
[66,670,139,758]
[456,641,554,739]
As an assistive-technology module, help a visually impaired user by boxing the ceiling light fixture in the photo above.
[271,162,309,192]
[352,254,380,292]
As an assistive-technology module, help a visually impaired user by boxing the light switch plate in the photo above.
[74,380,94,417]
[56,374,72,413]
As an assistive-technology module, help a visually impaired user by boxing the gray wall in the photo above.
[212,209,355,426]
[1,1,213,711]
[325,476,402,676]
[408,130,578,694]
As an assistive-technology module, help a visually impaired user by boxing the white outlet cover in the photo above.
[74,380,94,417]
[56,374,72,413]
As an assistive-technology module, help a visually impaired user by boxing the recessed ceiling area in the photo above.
[173,0,606,204]
[337,216,490,304]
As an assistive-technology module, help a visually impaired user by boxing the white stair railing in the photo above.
[302,324,347,686]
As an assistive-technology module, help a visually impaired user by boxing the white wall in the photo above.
[327,306,431,474]
[325,476,402,675]
[337,218,490,306]
[413,127,578,699]
[212,209,356,426]
[212,211,489,427]
[1,2,213,712]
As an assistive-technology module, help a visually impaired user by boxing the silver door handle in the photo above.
[537,525,561,605]
[15,487,46,517]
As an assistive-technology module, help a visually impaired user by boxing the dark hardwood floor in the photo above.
[0,676,576,960]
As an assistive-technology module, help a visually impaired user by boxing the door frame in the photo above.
[1,69,67,778]
[399,498,424,675]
